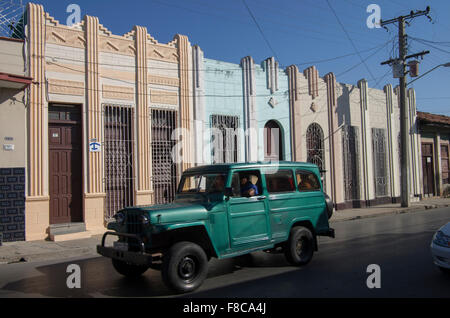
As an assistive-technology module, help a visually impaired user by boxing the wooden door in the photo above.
[49,105,82,224]
[421,143,435,196]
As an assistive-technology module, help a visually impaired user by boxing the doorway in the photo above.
[48,104,83,224]
[421,143,435,196]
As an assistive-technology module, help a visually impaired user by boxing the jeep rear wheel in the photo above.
[284,226,315,266]
[112,259,149,277]
[161,241,208,293]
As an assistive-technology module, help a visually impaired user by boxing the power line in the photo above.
[326,0,378,83]
[241,0,281,63]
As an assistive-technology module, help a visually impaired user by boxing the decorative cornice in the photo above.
[150,89,178,105]
[48,79,84,96]
[102,84,134,100]
[148,74,179,87]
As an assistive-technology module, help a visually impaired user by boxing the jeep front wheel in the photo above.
[284,226,315,266]
[161,241,208,293]
[112,259,149,277]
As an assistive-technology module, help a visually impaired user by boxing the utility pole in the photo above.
[380,7,432,207]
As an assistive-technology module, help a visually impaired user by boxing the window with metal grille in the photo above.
[342,125,360,201]
[210,114,239,164]
[151,108,178,204]
[306,123,326,188]
[441,144,449,184]
[372,128,388,197]
[103,105,134,220]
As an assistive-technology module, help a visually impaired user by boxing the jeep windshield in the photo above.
[178,173,227,194]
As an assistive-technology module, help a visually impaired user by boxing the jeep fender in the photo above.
[287,217,318,251]
[154,222,219,258]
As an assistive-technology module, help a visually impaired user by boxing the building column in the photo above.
[358,79,373,205]
[384,84,397,201]
[286,65,301,162]
[25,3,49,241]
[192,45,205,166]
[134,26,153,206]
[174,34,193,173]
[241,56,257,162]
[84,15,105,232]
[325,72,343,206]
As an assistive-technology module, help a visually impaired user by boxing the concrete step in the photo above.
[48,223,90,242]
[49,231,93,242]
[49,222,86,236]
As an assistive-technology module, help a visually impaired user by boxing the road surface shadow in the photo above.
[2,232,449,297]
[0,252,291,297]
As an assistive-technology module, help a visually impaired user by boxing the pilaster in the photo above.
[25,3,49,240]
[134,26,153,206]
[241,56,257,162]
[286,65,301,161]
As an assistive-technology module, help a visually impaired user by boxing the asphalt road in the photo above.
[0,207,449,298]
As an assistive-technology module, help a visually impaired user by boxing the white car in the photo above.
[431,222,450,273]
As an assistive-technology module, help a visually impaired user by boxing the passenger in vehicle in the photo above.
[240,174,259,197]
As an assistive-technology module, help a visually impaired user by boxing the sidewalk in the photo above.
[330,197,450,222]
[1,197,449,265]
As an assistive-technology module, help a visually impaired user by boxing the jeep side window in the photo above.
[265,169,295,193]
[231,170,262,197]
[296,170,321,191]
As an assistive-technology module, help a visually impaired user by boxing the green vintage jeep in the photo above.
[97,162,335,293]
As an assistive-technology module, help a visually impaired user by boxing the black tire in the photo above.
[161,241,208,293]
[112,258,148,277]
[284,226,315,266]
[439,266,450,275]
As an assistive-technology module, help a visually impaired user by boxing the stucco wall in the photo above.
[203,58,245,164]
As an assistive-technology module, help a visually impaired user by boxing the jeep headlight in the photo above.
[433,231,450,248]
[114,212,125,225]
[141,214,150,225]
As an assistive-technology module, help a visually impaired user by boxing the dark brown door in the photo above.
[49,105,82,224]
[421,143,435,196]
[264,120,283,161]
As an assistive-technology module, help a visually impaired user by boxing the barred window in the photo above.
[342,126,360,201]
[372,128,388,197]
[211,115,239,164]
[441,144,449,184]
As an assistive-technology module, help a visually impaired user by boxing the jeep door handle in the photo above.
[257,195,266,200]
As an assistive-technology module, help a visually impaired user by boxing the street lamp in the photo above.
[407,62,450,86]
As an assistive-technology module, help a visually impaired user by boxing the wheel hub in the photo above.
[178,256,197,281]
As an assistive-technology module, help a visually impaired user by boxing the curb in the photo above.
[330,203,450,223]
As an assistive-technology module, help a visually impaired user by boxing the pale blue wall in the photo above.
[203,58,245,164]
[254,63,292,161]
[202,58,292,163]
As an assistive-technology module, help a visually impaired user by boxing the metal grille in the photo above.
[306,123,326,188]
[104,105,134,219]
[126,210,144,234]
[151,108,178,204]
[342,126,360,201]
[372,128,388,197]
[211,114,239,164]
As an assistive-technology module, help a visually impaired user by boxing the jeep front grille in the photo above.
[126,212,144,234]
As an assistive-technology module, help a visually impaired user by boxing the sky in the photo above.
[23,0,450,116]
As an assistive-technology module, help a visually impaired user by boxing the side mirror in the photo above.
[224,187,233,198]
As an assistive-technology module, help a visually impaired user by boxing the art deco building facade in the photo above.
[0,3,426,242]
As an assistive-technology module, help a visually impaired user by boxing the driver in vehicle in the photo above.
[240,174,259,197]
[210,174,226,193]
